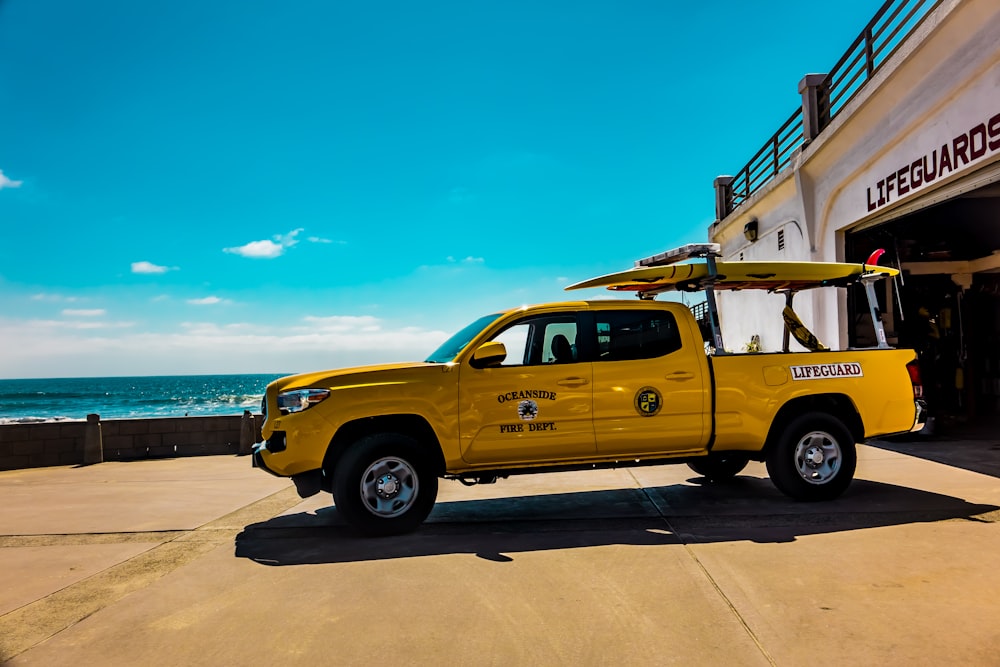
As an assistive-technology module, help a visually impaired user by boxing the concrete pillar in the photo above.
[239,410,255,456]
[799,73,830,143]
[714,175,734,221]
[83,413,103,464]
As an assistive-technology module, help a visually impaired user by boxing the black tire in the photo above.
[687,453,750,480]
[332,432,438,536]
[766,412,857,501]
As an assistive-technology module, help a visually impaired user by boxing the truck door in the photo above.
[591,309,708,456]
[458,313,595,465]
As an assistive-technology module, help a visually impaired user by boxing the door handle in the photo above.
[665,371,695,381]
[557,377,590,387]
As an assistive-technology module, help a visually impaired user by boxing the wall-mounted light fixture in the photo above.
[743,218,759,243]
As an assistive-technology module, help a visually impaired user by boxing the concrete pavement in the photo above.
[1,442,999,665]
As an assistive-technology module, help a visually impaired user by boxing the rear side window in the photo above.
[596,310,682,361]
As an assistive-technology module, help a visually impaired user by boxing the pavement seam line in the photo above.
[677,540,778,667]
[0,531,190,548]
[628,470,777,667]
[0,484,301,663]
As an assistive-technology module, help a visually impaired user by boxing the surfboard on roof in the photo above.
[565,260,898,294]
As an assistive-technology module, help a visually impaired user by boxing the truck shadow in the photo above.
[234,477,998,566]
[870,436,1000,479]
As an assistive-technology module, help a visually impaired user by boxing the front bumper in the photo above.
[252,440,324,498]
[252,441,281,477]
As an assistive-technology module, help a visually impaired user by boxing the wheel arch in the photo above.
[762,393,863,459]
[322,414,446,490]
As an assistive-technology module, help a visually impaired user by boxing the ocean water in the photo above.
[0,374,287,424]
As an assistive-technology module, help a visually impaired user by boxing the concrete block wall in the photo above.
[0,415,263,471]
[0,421,89,470]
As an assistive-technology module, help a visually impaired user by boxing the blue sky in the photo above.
[0,0,883,378]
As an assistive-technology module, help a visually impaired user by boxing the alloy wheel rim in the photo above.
[793,430,842,485]
[359,456,419,517]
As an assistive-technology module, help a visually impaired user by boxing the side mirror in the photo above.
[470,341,507,368]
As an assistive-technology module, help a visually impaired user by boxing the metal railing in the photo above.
[729,108,803,210]
[825,0,939,116]
[725,0,942,214]
[689,300,709,326]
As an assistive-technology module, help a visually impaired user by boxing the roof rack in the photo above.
[632,243,725,352]
[572,243,896,354]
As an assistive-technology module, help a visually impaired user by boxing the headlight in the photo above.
[277,388,331,414]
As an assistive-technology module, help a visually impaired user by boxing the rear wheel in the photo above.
[766,413,856,501]
[332,432,438,536]
[687,453,750,480]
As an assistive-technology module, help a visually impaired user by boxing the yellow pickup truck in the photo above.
[254,244,925,535]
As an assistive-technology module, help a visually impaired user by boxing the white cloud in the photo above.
[275,228,304,246]
[446,256,485,264]
[179,321,260,336]
[187,296,229,306]
[223,322,257,331]
[302,315,381,333]
[180,321,227,335]
[31,293,80,303]
[62,309,106,317]
[24,318,134,331]
[131,261,175,274]
[0,315,450,378]
[223,239,283,259]
[0,170,23,190]
[224,228,304,259]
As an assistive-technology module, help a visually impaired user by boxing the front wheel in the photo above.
[332,433,438,536]
[766,413,857,501]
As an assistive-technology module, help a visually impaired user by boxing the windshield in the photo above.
[425,313,504,363]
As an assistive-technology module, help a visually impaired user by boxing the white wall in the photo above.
[710,0,1000,350]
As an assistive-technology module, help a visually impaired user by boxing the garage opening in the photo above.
[846,182,1000,435]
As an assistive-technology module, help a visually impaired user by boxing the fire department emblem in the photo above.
[634,387,662,417]
[517,400,539,421]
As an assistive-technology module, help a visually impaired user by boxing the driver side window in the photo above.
[490,315,578,367]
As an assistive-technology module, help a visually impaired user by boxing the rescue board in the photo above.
[565,260,899,294]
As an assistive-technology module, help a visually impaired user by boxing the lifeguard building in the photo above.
[709,0,1000,430]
